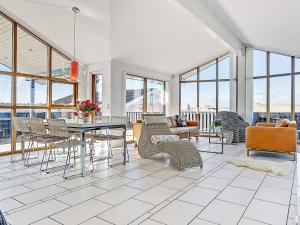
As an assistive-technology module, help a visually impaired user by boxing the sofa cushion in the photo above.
[151,135,180,144]
[170,116,178,127]
[170,126,198,134]
[176,115,187,127]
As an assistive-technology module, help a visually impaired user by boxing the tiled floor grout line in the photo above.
[285,168,297,225]
[235,169,269,225]
[1,142,296,225]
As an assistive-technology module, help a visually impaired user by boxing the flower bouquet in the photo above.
[73,100,101,122]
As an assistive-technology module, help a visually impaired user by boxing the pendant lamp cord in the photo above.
[73,10,76,61]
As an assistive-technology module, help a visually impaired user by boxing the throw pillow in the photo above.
[170,116,178,127]
[167,117,173,128]
[176,115,187,127]
[276,118,290,127]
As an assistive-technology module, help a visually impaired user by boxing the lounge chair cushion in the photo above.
[151,135,180,144]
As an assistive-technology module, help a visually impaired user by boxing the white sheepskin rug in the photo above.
[226,157,295,176]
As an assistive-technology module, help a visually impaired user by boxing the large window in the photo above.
[126,74,166,122]
[180,55,233,113]
[252,49,298,124]
[179,55,233,130]
[0,12,77,154]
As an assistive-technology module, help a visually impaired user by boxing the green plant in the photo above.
[212,120,223,127]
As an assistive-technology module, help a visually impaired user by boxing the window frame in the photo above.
[0,11,78,155]
[252,49,297,122]
[125,73,166,114]
[179,54,234,114]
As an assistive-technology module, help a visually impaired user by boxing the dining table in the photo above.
[65,121,127,177]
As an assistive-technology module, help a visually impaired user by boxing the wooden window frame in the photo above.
[0,11,78,155]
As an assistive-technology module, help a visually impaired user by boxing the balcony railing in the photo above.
[181,112,216,132]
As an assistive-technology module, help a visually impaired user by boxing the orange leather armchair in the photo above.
[246,122,297,160]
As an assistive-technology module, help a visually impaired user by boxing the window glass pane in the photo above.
[295,75,300,120]
[200,61,216,80]
[295,58,300,73]
[15,109,46,150]
[181,69,197,81]
[253,50,266,77]
[218,57,230,79]
[270,53,291,75]
[126,76,144,113]
[52,50,70,78]
[95,75,102,107]
[51,109,74,119]
[0,75,12,106]
[199,82,216,112]
[16,77,48,106]
[270,76,291,113]
[218,81,230,111]
[147,80,165,113]
[253,78,267,113]
[52,83,74,105]
[17,26,48,76]
[0,15,12,72]
[181,83,197,112]
[0,109,11,153]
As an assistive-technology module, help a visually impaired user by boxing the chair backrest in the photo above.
[215,111,249,129]
[12,117,30,133]
[138,122,171,158]
[28,118,46,136]
[47,119,69,138]
[111,116,129,127]
[95,116,110,122]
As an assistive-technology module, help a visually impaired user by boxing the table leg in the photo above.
[221,132,224,154]
[80,131,86,177]
[123,126,127,165]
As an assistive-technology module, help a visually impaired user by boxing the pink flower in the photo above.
[96,107,101,113]
[73,112,78,117]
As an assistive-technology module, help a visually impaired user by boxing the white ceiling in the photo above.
[0,0,110,64]
[205,0,300,57]
[4,0,299,75]
[111,0,229,75]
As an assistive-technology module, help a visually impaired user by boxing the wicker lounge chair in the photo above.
[138,122,202,170]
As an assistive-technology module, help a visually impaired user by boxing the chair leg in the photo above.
[40,149,47,171]
[73,146,76,166]
[63,147,71,179]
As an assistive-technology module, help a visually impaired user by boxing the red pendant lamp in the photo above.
[70,7,80,82]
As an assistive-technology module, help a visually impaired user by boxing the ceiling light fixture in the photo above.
[69,6,80,82]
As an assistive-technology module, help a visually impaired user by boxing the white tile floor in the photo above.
[0,137,297,225]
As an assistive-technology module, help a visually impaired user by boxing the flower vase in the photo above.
[83,114,90,123]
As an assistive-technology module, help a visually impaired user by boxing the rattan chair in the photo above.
[138,122,202,170]
[11,117,32,163]
[47,119,80,178]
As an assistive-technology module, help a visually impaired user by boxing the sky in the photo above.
[0,64,73,105]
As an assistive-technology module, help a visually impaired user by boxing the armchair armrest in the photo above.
[187,120,199,127]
